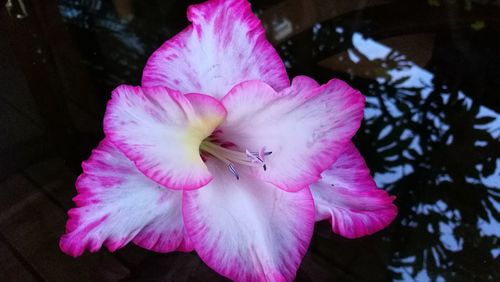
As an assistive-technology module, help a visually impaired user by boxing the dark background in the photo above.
[1,0,499,281]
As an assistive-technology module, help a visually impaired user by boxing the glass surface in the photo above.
[4,0,499,281]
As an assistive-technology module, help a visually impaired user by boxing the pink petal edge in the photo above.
[182,159,315,282]
[218,77,365,192]
[311,143,397,238]
[142,0,289,98]
[103,85,227,190]
[60,140,189,257]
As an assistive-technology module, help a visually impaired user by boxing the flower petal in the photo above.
[60,140,188,257]
[142,0,289,98]
[281,75,319,95]
[104,85,227,189]
[310,143,397,238]
[183,159,315,282]
[219,77,365,192]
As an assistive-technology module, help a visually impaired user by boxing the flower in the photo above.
[60,0,397,281]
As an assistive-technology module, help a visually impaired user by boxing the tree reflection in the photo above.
[276,4,499,279]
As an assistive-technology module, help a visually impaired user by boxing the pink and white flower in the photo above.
[60,0,397,281]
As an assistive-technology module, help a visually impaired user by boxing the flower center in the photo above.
[200,139,271,180]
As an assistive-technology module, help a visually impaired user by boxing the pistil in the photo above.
[200,140,271,180]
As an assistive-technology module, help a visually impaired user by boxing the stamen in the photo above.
[228,163,239,180]
[246,150,263,163]
[246,149,270,171]
[258,147,266,161]
[200,140,272,179]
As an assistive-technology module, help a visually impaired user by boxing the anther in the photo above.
[228,163,239,180]
[201,140,272,179]
[246,147,272,171]
[245,150,262,164]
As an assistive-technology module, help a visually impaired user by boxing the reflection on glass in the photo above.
[278,7,499,280]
